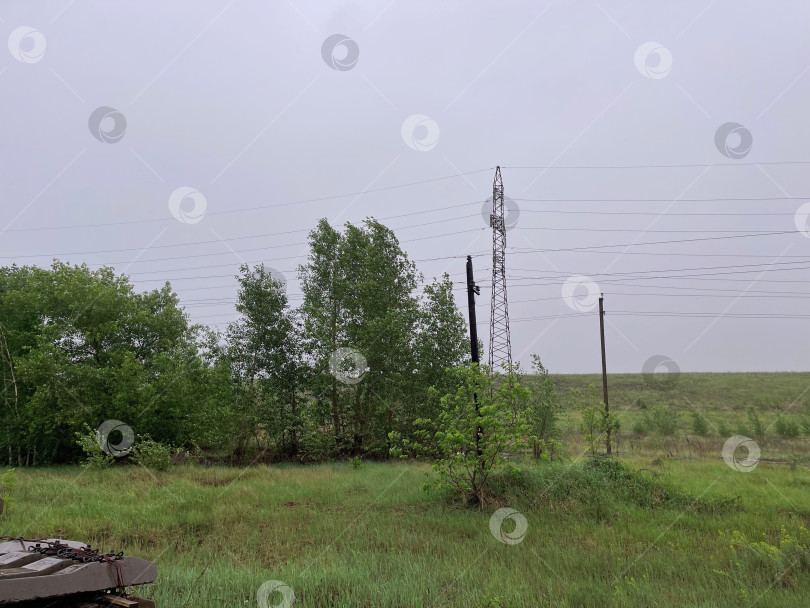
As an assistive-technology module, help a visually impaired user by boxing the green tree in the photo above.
[299,218,420,457]
[525,354,561,459]
[224,264,300,460]
[410,363,531,507]
[0,262,217,464]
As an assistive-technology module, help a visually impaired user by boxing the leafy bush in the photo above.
[775,415,800,438]
[644,405,678,436]
[130,437,173,471]
[631,418,647,434]
[690,411,709,436]
[743,407,764,438]
[404,363,531,507]
[526,354,562,460]
[571,384,616,455]
[74,425,114,468]
[719,524,810,590]
[716,420,732,438]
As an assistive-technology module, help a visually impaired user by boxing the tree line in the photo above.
[0,218,471,465]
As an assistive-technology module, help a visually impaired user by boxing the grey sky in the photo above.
[1,0,809,374]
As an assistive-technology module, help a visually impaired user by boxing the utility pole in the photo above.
[466,255,482,457]
[466,256,480,364]
[599,294,611,455]
[488,166,512,376]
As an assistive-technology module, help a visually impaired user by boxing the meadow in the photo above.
[2,372,810,607]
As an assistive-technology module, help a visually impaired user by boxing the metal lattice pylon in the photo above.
[488,166,512,375]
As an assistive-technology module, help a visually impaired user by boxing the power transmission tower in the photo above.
[488,166,512,375]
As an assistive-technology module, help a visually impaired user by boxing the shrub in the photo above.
[775,415,800,438]
[690,411,709,436]
[74,425,115,468]
[631,418,647,434]
[404,363,531,507]
[716,420,733,438]
[644,404,678,436]
[130,437,173,471]
[720,524,810,589]
[745,407,764,438]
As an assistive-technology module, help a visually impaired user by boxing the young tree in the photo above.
[299,219,346,449]
[525,354,561,459]
[225,264,299,460]
[409,363,532,507]
[299,218,420,457]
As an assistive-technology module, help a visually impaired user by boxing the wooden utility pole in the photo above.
[466,256,482,457]
[466,256,480,365]
[598,294,611,455]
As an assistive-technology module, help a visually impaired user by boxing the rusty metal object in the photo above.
[0,538,156,607]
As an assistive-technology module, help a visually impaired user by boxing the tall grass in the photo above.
[2,458,809,607]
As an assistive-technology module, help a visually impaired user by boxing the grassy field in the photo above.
[2,372,810,607]
[545,372,810,461]
[2,456,810,608]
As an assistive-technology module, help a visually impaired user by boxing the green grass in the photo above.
[548,372,810,415]
[542,372,810,462]
[3,457,810,607]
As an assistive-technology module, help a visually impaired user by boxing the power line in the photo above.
[1,169,494,233]
[502,160,810,169]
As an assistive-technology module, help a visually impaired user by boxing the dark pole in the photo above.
[466,256,482,457]
[599,294,611,455]
[466,256,480,364]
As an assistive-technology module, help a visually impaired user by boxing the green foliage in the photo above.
[716,420,733,438]
[644,404,678,436]
[720,524,810,591]
[74,425,114,469]
[690,411,709,436]
[409,363,531,506]
[130,437,174,471]
[741,407,765,438]
[487,457,739,518]
[525,355,562,460]
[0,262,224,465]
[775,415,800,438]
[571,384,614,454]
[350,455,363,469]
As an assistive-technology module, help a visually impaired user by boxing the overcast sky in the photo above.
[1,0,809,375]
